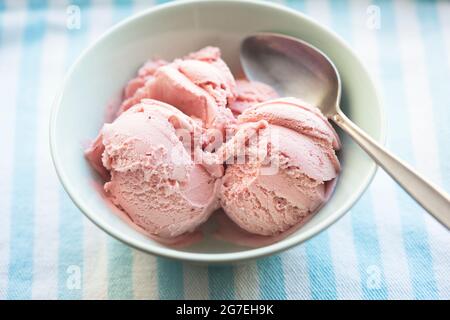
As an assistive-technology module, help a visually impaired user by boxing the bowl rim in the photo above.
[50,0,386,264]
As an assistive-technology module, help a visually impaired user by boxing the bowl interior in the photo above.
[51,0,383,263]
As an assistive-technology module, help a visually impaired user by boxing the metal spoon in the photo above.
[241,33,450,229]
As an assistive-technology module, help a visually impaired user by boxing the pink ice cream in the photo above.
[123,59,168,100]
[86,99,220,239]
[85,46,342,246]
[229,79,279,115]
[119,47,236,131]
[219,97,340,236]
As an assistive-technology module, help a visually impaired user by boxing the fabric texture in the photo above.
[0,0,449,300]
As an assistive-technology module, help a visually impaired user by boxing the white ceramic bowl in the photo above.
[50,0,384,264]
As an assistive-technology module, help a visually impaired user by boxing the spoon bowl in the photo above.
[241,33,340,116]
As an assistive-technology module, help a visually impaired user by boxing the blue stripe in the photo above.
[28,0,47,10]
[286,0,305,12]
[106,0,134,300]
[415,0,450,191]
[157,258,184,299]
[107,238,133,299]
[351,194,388,299]
[257,256,286,299]
[6,1,47,300]
[373,0,438,299]
[58,0,91,299]
[304,232,337,299]
[114,0,134,10]
[328,0,388,299]
[208,266,235,299]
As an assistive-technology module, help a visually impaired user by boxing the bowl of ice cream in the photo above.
[50,0,384,263]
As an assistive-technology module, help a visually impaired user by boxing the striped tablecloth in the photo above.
[0,0,449,300]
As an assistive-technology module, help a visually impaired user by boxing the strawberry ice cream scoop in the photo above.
[229,79,279,115]
[123,59,168,100]
[219,97,341,236]
[86,99,220,239]
[148,59,235,127]
[118,47,236,130]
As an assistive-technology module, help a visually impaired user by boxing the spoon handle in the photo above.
[332,110,450,229]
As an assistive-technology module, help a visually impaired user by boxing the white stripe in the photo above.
[437,0,450,75]
[132,250,158,299]
[304,0,330,26]
[183,263,209,299]
[327,214,362,299]
[0,0,27,300]
[82,221,108,300]
[396,0,450,299]
[350,0,414,299]
[305,0,362,300]
[82,0,114,300]
[31,1,69,300]
[283,246,311,299]
[348,0,381,85]
[132,0,154,13]
[233,262,260,299]
[394,0,442,186]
